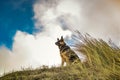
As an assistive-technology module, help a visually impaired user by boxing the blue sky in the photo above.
[0,0,35,49]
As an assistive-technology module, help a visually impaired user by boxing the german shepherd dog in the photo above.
[55,36,80,66]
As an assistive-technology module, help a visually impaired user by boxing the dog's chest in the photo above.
[60,49,72,58]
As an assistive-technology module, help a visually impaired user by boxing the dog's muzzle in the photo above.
[55,42,58,45]
[55,42,60,46]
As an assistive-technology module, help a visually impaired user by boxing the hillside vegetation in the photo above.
[0,32,120,80]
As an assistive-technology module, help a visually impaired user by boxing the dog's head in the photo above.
[55,36,66,47]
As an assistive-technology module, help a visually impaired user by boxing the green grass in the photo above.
[0,32,120,80]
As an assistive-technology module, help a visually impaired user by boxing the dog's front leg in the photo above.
[66,58,70,66]
[61,58,65,66]
[61,54,65,66]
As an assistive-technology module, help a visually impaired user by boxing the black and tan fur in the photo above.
[55,36,80,66]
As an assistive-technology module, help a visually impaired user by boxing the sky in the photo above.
[0,0,120,75]
[0,0,35,49]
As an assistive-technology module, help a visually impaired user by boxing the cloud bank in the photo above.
[0,0,120,75]
[0,0,72,75]
[34,0,120,44]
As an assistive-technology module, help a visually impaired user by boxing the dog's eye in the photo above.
[60,40,63,42]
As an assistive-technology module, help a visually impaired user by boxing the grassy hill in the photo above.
[0,32,120,80]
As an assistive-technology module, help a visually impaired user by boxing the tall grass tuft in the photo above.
[73,31,120,79]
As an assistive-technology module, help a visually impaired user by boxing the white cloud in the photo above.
[34,0,120,44]
[56,0,120,44]
[0,30,65,75]
[13,31,61,67]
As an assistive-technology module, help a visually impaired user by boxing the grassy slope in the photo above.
[0,32,120,80]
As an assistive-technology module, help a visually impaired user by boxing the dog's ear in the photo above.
[61,36,63,39]
[57,38,59,41]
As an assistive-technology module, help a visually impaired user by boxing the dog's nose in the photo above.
[55,42,57,45]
